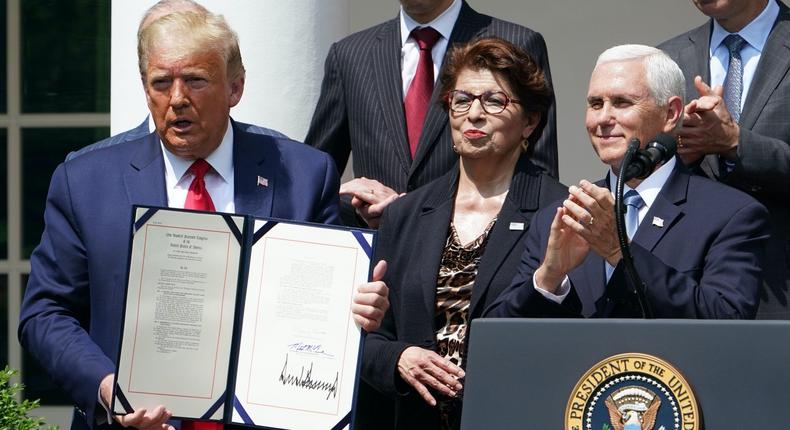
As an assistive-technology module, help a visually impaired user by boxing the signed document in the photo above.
[113,207,372,429]
[232,220,370,429]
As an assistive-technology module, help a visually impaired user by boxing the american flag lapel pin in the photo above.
[257,176,269,188]
[652,216,664,228]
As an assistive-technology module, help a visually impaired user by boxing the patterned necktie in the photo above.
[722,34,747,122]
[624,190,645,240]
[404,26,441,159]
[184,159,215,212]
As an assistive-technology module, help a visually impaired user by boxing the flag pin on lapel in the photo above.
[509,222,525,231]
[652,216,664,228]
[257,176,269,188]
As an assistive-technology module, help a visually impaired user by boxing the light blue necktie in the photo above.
[723,34,747,122]
[604,190,645,281]
[624,190,645,240]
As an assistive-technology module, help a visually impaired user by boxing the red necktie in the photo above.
[181,421,223,430]
[181,161,221,429]
[184,159,216,212]
[181,158,224,430]
[404,26,441,159]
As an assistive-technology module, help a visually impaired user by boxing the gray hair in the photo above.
[596,44,686,108]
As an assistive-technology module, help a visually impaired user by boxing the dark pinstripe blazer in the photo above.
[304,1,558,196]
[658,0,790,318]
[361,155,565,429]
[65,116,287,161]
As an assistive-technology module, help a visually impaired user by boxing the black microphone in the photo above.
[622,133,677,181]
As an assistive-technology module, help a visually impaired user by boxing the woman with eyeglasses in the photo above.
[358,37,565,430]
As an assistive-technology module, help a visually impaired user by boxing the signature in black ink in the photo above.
[279,353,339,400]
[287,342,334,358]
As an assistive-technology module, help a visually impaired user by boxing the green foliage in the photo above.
[602,424,612,430]
[0,366,58,430]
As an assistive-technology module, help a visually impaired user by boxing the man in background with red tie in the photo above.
[304,0,558,228]
[19,7,389,430]
[657,0,790,319]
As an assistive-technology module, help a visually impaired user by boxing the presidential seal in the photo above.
[565,353,699,430]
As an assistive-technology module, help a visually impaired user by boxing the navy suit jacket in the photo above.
[304,0,558,197]
[486,162,770,319]
[65,116,288,161]
[658,0,790,318]
[18,121,340,429]
[361,156,565,429]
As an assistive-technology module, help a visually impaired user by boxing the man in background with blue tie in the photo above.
[658,0,790,319]
[485,45,769,319]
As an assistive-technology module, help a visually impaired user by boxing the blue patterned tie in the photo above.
[723,34,747,122]
[624,190,645,240]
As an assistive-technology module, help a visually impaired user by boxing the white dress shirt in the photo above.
[161,119,236,212]
[399,0,462,98]
[709,0,778,110]
[535,158,677,303]
[97,120,236,424]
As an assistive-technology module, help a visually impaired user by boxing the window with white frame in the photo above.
[2,1,110,426]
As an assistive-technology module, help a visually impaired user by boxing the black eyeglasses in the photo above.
[447,90,520,114]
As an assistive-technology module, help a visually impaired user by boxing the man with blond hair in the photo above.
[20,7,388,430]
[66,0,287,162]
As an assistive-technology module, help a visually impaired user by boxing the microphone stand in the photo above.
[615,139,654,318]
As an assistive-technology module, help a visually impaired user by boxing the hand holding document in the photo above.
[113,207,374,429]
[351,260,389,332]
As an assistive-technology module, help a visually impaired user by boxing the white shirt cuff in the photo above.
[533,272,571,304]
